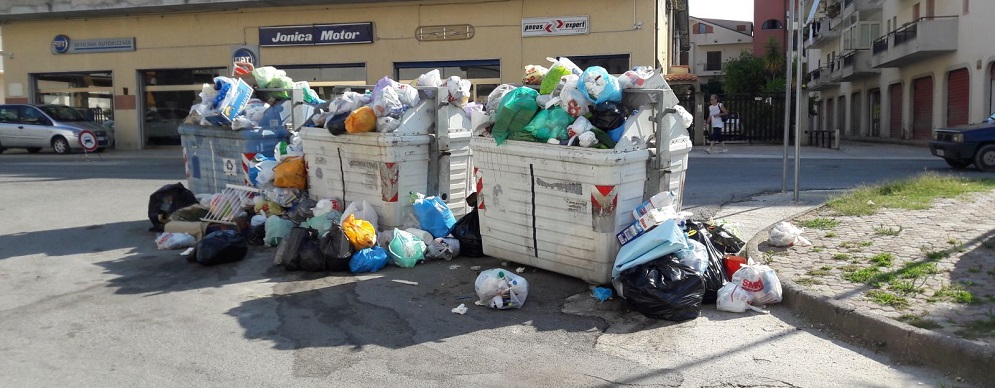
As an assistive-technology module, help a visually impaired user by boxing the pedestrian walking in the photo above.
[705,94,729,154]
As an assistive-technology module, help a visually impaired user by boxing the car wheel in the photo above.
[975,144,995,172]
[26,147,42,154]
[51,137,71,155]
[944,158,972,169]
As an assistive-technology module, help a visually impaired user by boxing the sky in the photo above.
[688,0,755,22]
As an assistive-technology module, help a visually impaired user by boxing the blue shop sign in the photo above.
[259,23,374,47]
[51,35,136,54]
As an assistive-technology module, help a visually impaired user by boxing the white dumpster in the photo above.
[470,88,691,284]
[302,86,474,231]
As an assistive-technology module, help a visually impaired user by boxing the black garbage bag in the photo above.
[274,227,310,271]
[298,236,325,272]
[325,112,350,136]
[617,255,705,322]
[590,101,626,131]
[247,223,266,246]
[148,182,199,232]
[684,220,729,304]
[704,222,746,255]
[192,230,248,266]
[320,223,354,272]
[286,198,318,225]
[450,209,483,257]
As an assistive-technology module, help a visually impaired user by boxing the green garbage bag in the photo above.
[524,106,573,142]
[388,228,427,268]
[491,87,539,145]
[302,214,334,236]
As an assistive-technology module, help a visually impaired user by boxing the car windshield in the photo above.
[40,105,88,122]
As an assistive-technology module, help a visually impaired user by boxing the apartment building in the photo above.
[688,17,754,85]
[805,0,991,142]
[0,0,690,150]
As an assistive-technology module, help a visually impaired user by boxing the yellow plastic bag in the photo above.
[342,214,377,250]
[345,106,377,133]
[272,156,307,190]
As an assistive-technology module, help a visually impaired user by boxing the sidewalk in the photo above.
[706,142,995,386]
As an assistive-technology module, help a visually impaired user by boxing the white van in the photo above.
[0,104,114,154]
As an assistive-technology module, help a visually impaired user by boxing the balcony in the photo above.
[872,16,959,68]
[807,66,835,91]
[843,0,883,17]
[807,18,841,48]
[830,49,879,81]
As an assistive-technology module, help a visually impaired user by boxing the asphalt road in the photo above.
[0,147,971,387]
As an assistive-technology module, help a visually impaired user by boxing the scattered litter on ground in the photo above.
[501,261,508,267]
[449,264,462,270]
[515,267,525,273]
[391,279,419,286]
[592,287,613,302]
[180,247,195,256]
[451,303,468,315]
[470,265,481,271]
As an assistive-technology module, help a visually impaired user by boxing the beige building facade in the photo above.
[805,0,993,143]
[0,0,688,150]
[688,17,753,85]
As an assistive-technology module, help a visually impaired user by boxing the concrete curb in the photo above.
[747,219,995,387]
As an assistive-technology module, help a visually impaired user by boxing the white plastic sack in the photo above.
[329,92,371,115]
[443,76,471,107]
[470,111,494,136]
[341,200,379,231]
[577,131,599,147]
[674,104,694,130]
[376,116,401,133]
[730,265,783,305]
[373,86,404,118]
[768,221,812,247]
[485,84,516,113]
[716,283,769,313]
[396,83,420,107]
[475,269,529,309]
[155,232,197,250]
[404,228,434,245]
[559,76,591,118]
[417,69,442,88]
[426,238,460,261]
[618,66,656,89]
[231,116,253,130]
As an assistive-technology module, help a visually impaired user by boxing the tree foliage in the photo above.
[721,50,767,95]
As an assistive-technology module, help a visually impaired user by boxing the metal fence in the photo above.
[714,93,793,143]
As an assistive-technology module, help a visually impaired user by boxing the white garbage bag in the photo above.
[768,221,812,247]
[716,282,769,313]
[474,269,529,309]
[730,264,783,305]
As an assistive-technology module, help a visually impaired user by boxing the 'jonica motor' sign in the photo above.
[259,23,374,46]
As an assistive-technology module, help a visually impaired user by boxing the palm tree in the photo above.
[762,37,785,79]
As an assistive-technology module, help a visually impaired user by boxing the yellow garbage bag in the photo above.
[345,106,377,133]
[273,156,307,190]
[342,214,377,250]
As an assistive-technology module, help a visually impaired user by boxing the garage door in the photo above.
[889,83,902,138]
[912,76,933,140]
[947,68,970,126]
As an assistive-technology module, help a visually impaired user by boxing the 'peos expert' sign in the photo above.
[259,23,374,46]
[52,35,136,54]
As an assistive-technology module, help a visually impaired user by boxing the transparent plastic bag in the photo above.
[475,269,529,309]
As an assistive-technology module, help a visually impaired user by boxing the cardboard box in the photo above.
[205,79,254,126]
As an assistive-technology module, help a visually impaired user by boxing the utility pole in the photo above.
[794,0,806,201]
[782,0,796,193]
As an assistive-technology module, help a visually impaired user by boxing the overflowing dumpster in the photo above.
[470,88,691,284]
[302,86,475,231]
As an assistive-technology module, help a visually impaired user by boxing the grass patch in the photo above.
[832,253,851,261]
[968,267,982,274]
[896,261,940,279]
[825,173,995,216]
[955,315,995,339]
[869,253,894,267]
[872,225,903,236]
[898,314,943,329]
[811,246,824,253]
[866,290,910,309]
[922,247,953,262]
[795,277,824,286]
[796,218,840,230]
[824,232,836,238]
[988,269,995,277]
[983,237,995,250]
[929,285,977,304]
[889,278,925,295]
[806,266,834,276]
[844,267,881,283]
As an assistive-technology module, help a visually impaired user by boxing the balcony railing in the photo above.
[871,16,958,68]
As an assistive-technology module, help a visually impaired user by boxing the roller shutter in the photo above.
[946,68,970,126]
[912,76,933,140]
[889,83,903,138]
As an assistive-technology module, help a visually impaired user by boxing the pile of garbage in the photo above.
[469,57,693,148]
[609,192,785,321]
[310,70,473,135]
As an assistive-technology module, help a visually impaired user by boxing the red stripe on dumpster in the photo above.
[380,162,400,202]
[591,185,618,216]
[474,167,485,210]
[242,153,257,186]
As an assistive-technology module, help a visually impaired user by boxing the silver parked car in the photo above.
[0,104,114,154]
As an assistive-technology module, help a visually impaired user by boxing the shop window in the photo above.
[762,19,784,30]
[141,67,226,146]
[34,71,114,124]
[567,55,630,75]
[396,59,500,103]
[277,63,367,97]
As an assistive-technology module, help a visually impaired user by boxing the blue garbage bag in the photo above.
[576,66,622,105]
[411,194,457,238]
[349,246,388,273]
